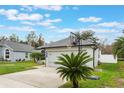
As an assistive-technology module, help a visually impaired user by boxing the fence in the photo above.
[100,54,117,63]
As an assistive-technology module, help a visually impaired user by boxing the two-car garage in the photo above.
[45,46,99,68]
[45,47,78,67]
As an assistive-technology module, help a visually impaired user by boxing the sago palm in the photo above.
[55,50,93,88]
[113,37,124,57]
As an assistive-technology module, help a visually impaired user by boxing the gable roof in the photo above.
[0,40,34,52]
[47,37,71,47]
[37,36,96,49]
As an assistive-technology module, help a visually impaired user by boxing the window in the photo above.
[25,52,28,58]
[6,55,9,58]
[5,49,9,59]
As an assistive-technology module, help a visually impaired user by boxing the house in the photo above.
[0,40,34,62]
[37,36,100,68]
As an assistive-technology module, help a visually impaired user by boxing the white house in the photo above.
[37,36,100,68]
[0,40,34,62]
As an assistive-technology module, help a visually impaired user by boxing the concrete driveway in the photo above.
[0,66,64,88]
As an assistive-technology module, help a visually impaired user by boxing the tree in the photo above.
[9,34,19,42]
[55,50,93,88]
[38,34,44,46]
[101,44,112,54]
[19,40,28,44]
[71,30,99,45]
[71,30,99,68]
[26,31,37,47]
[81,30,95,40]
[30,52,45,63]
[0,36,8,41]
[112,36,124,57]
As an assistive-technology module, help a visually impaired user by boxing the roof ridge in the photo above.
[0,40,30,46]
[0,40,33,52]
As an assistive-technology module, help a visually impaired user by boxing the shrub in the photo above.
[30,52,45,63]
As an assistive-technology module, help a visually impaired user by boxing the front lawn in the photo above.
[60,61,124,88]
[0,61,40,75]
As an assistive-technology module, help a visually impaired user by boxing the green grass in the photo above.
[60,61,124,88]
[0,61,40,75]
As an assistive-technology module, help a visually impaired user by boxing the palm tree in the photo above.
[71,30,96,41]
[113,36,124,57]
[71,30,99,47]
[71,30,99,68]
[55,50,93,88]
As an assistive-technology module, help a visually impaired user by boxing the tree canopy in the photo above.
[112,36,124,57]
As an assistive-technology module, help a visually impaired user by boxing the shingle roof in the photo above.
[0,40,34,52]
[37,36,95,49]
[47,37,71,47]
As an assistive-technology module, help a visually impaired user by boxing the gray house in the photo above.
[0,40,33,62]
[37,36,100,68]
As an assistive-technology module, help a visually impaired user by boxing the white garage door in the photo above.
[46,51,77,67]
[46,48,94,68]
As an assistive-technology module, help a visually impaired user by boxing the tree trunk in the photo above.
[72,79,79,88]
[34,58,38,63]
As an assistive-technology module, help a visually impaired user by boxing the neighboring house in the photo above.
[0,40,34,62]
[37,36,100,68]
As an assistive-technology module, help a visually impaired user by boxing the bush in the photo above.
[30,52,45,63]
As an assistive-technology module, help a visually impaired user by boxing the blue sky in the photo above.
[0,5,124,44]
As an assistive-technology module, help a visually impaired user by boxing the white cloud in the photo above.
[8,26,35,31]
[33,5,62,11]
[9,13,43,21]
[20,19,62,28]
[0,9,18,20]
[37,19,62,27]
[20,5,63,11]
[96,34,107,39]
[0,9,18,15]
[38,21,51,27]
[0,25,35,32]
[21,21,35,26]
[0,9,43,21]
[16,13,43,21]
[93,21,124,28]
[48,26,56,29]
[78,16,102,22]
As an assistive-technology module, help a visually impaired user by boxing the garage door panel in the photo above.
[46,49,93,67]
[47,51,77,67]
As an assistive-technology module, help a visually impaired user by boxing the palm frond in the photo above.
[55,50,93,83]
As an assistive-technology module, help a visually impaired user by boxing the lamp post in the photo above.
[70,32,81,53]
